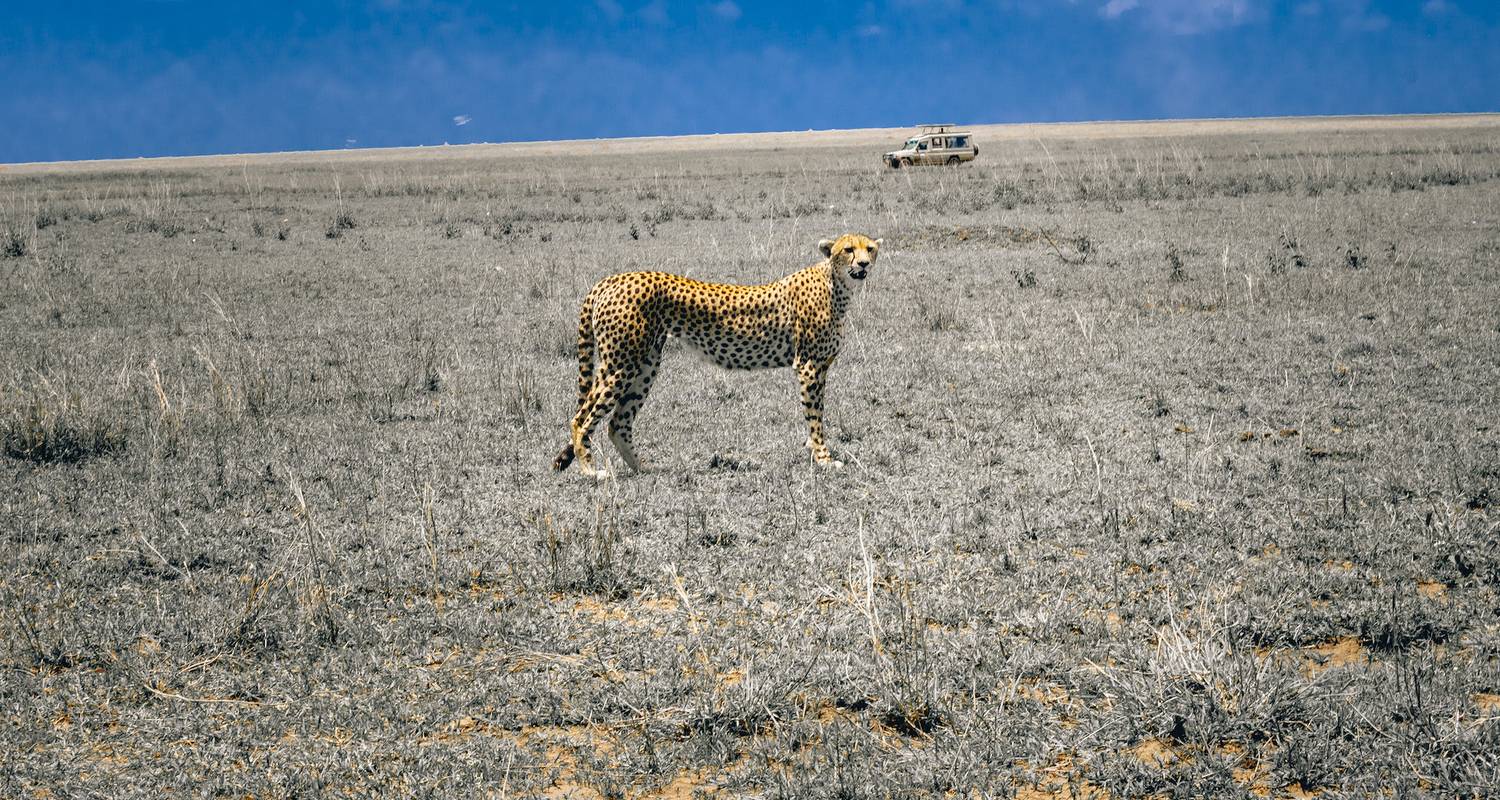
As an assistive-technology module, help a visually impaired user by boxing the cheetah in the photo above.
[552,233,882,479]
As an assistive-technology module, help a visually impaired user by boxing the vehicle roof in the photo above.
[911,126,971,136]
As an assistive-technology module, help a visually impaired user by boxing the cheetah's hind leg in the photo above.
[609,425,644,474]
[607,346,661,474]
[572,371,628,481]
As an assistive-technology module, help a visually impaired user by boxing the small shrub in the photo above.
[442,222,461,239]
[532,510,634,598]
[1266,251,1287,275]
[879,703,944,737]
[3,390,126,464]
[1344,243,1366,270]
[127,218,185,238]
[629,224,640,241]
[35,209,59,229]
[500,363,542,421]
[645,204,677,224]
[326,212,356,239]
[1074,235,1094,262]
[1146,388,1171,418]
[992,180,1026,209]
[1011,268,1037,289]
[1280,232,1308,269]
[3,230,27,258]
[1166,243,1188,282]
[915,293,963,332]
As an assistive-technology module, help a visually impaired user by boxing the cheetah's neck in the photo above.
[824,262,855,323]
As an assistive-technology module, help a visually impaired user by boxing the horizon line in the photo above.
[4,111,1497,171]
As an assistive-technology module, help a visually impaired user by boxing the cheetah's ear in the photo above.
[818,239,835,258]
[873,238,883,248]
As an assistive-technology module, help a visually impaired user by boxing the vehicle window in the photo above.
[917,141,927,150]
[954,136,967,147]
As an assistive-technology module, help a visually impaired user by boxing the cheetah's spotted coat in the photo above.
[552,234,881,478]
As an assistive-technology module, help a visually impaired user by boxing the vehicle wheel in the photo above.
[947,156,961,165]
[900,158,912,168]
[888,159,901,169]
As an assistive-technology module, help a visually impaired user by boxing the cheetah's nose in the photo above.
[856,260,870,268]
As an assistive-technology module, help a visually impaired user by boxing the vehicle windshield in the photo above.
[903,139,919,149]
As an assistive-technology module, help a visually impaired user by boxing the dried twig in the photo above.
[1039,228,1083,265]
[142,682,287,709]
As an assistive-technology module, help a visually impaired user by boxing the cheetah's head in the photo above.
[818,234,882,283]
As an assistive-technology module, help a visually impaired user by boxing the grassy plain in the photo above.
[3,115,1500,797]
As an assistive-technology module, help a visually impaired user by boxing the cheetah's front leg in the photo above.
[796,358,842,468]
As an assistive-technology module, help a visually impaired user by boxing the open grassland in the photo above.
[3,115,1500,797]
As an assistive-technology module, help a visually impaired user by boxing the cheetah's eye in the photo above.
[843,246,854,254]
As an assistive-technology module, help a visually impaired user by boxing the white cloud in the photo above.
[858,24,886,37]
[595,0,624,21]
[639,0,669,24]
[709,1,741,22]
[1422,0,1452,15]
[891,0,964,9]
[453,114,471,126]
[639,0,668,25]
[1328,0,1390,31]
[1098,0,1258,34]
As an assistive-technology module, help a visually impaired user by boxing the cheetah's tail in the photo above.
[552,442,576,471]
[552,291,597,472]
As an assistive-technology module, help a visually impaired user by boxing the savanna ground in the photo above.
[3,115,1499,798]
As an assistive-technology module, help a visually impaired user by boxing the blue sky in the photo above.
[2,1,1496,163]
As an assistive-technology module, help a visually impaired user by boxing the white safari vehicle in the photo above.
[884,124,978,168]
